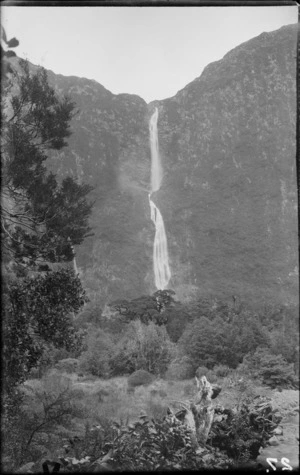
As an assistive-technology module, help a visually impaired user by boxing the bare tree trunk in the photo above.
[183,376,220,451]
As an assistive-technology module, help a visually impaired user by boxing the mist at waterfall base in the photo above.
[149,108,171,291]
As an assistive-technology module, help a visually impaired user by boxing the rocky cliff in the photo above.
[41,24,297,306]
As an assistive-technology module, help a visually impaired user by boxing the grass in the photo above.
[20,369,299,444]
[14,369,299,473]
[22,371,204,429]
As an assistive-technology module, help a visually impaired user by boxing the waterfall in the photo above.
[150,108,163,192]
[149,107,171,290]
[68,237,79,275]
[73,256,79,275]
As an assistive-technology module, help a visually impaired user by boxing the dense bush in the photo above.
[127,369,155,388]
[106,415,200,471]
[15,412,234,472]
[179,316,232,369]
[2,372,77,472]
[269,318,299,365]
[79,329,114,378]
[58,414,230,471]
[241,347,297,389]
[111,321,175,376]
[3,269,87,393]
[165,305,193,342]
[179,310,271,370]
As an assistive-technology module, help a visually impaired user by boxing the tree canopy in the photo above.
[2,54,93,395]
[2,59,94,273]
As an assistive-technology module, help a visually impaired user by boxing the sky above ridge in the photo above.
[1,4,298,103]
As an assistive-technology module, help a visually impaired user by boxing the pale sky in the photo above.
[1,5,298,103]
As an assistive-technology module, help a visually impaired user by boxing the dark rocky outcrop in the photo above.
[26,24,297,307]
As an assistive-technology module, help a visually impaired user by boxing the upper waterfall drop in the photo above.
[149,107,163,193]
[149,107,171,290]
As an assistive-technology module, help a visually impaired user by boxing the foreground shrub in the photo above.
[209,396,282,463]
[2,389,26,472]
[107,415,200,471]
[128,369,155,388]
[28,413,233,472]
[2,372,76,471]
[242,347,297,389]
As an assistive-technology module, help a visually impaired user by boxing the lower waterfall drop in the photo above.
[149,195,171,290]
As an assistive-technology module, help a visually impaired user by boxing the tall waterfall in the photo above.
[149,108,171,290]
[150,108,163,192]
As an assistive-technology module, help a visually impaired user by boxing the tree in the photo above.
[109,290,175,326]
[1,36,93,472]
[1,57,93,392]
[178,309,271,370]
[3,269,88,392]
[179,317,218,370]
[111,321,175,376]
[165,304,193,342]
[242,347,297,389]
[2,59,94,271]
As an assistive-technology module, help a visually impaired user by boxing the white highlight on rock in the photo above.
[149,107,171,290]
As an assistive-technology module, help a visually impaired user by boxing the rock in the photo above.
[273,426,283,435]
[268,435,280,446]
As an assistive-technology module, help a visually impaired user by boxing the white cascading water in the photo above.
[69,238,79,275]
[149,107,171,290]
[73,256,79,275]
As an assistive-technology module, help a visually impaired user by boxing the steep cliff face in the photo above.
[42,24,297,306]
[156,24,298,304]
[43,72,153,304]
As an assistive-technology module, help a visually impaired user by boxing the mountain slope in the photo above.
[156,24,298,303]
[29,23,297,306]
